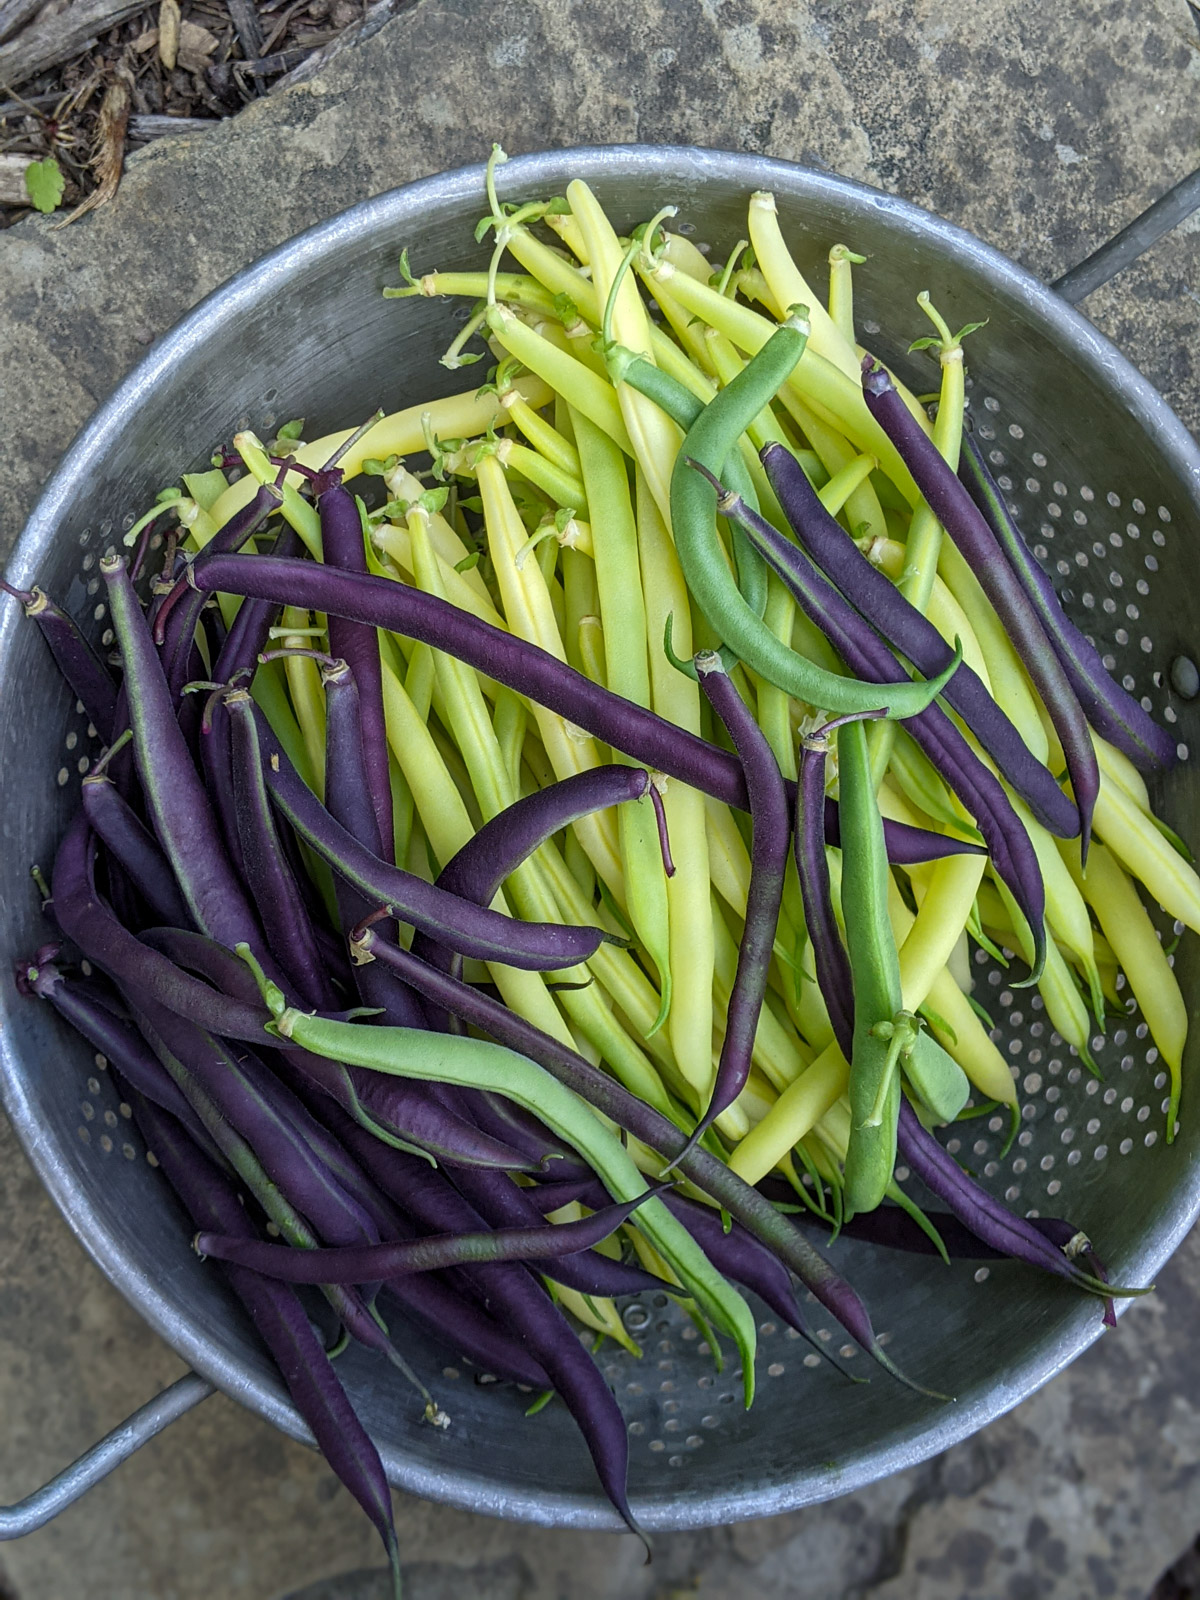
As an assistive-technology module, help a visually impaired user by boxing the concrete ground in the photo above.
[2,2,1200,1595]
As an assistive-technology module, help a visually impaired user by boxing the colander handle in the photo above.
[0,1370,215,1539]
[1051,166,1200,304]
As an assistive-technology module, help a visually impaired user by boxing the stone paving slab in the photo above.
[1,2,1199,1597]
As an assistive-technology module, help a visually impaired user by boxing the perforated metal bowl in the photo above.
[3,146,1200,1537]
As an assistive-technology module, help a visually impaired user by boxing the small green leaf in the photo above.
[361,454,400,478]
[473,214,496,244]
[454,550,481,573]
[276,418,305,442]
[908,335,939,353]
[397,247,417,286]
[552,291,581,326]
[420,486,450,514]
[24,157,64,214]
[545,195,572,215]
[954,319,988,343]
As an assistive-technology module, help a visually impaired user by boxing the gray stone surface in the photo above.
[2,1,1200,1597]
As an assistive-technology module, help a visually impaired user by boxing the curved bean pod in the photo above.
[761,440,1079,837]
[230,692,610,971]
[194,1192,659,1284]
[959,433,1176,772]
[861,362,1098,857]
[677,652,789,1155]
[701,471,1047,982]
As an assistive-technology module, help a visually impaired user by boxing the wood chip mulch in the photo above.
[0,0,414,227]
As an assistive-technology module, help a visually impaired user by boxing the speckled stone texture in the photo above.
[1,2,1199,1597]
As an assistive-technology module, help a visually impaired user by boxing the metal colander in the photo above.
[2,146,1199,1538]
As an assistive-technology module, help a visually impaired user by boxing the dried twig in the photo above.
[0,0,43,49]
[0,0,149,92]
[224,0,262,58]
[128,112,217,138]
[52,66,129,227]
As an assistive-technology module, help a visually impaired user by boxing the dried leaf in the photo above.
[52,72,130,230]
[175,19,217,73]
[157,0,180,69]
[132,25,160,52]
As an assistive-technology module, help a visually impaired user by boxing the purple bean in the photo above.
[224,687,340,1009]
[761,441,1080,838]
[194,1191,661,1282]
[959,433,1177,773]
[410,765,648,969]
[826,798,984,863]
[796,728,855,1060]
[330,1124,643,1540]
[132,1096,403,1594]
[896,1101,1113,1293]
[101,552,266,952]
[81,772,192,929]
[1,580,118,742]
[448,1166,670,1300]
[187,551,754,804]
[229,691,609,972]
[861,362,1098,857]
[379,1271,552,1389]
[52,812,271,1040]
[679,653,789,1155]
[456,1092,589,1178]
[319,476,395,861]
[18,952,210,1145]
[320,657,427,1028]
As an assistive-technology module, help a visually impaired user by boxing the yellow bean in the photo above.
[727,1044,848,1185]
[1062,837,1186,1130]
[1094,773,1200,934]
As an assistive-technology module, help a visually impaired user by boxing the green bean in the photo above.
[605,338,768,621]
[638,251,920,499]
[242,949,759,1401]
[837,715,912,1217]
[671,315,958,717]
